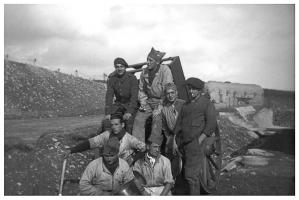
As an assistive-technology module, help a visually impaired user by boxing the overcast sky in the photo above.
[4,4,295,91]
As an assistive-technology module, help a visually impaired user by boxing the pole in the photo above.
[58,159,67,195]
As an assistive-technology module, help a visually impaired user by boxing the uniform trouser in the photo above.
[183,138,202,195]
[102,104,136,134]
[132,102,162,143]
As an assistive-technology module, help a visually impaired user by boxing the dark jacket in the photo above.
[105,71,138,115]
[174,95,217,145]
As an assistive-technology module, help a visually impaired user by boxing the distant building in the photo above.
[206,81,264,110]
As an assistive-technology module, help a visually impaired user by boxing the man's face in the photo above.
[166,88,177,103]
[115,64,126,76]
[103,153,118,165]
[111,118,124,134]
[189,87,201,99]
[147,57,158,70]
[147,142,160,158]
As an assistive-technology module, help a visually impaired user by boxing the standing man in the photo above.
[174,77,217,195]
[133,135,174,196]
[64,113,145,166]
[79,137,134,195]
[132,47,174,144]
[103,57,139,133]
[161,82,185,157]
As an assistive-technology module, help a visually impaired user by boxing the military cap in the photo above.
[147,47,166,63]
[114,57,128,68]
[103,137,120,156]
[185,77,205,90]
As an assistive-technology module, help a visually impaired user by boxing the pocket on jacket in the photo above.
[191,119,203,126]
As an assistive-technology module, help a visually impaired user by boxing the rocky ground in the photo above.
[4,107,295,196]
[4,60,106,119]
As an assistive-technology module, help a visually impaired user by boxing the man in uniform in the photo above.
[103,57,139,133]
[64,113,145,166]
[133,134,174,196]
[79,137,134,195]
[174,77,217,195]
[161,82,185,157]
[132,47,174,144]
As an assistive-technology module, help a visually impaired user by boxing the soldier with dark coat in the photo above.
[103,57,139,133]
[174,77,217,195]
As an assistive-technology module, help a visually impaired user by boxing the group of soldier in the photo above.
[64,47,217,196]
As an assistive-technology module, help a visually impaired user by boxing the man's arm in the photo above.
[105,76,115,115]
[127,75,139,114]
[138,70,148,106]
[160,183,172,196]
[64,132,109,158]
[160,158,174,195]
[202,101,217,137]
[161,65,174,96]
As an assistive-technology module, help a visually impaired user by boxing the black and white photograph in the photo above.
[3,1,296,196]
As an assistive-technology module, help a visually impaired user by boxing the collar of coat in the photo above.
[144,152,161,166]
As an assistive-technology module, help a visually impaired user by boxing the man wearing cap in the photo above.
[79,137,134,195]
[161,82,185,157]
[133,135,174,196]
[103,57,139,134]
[174,77,217,195]
[132,47,174,144]
[64,113,145,166]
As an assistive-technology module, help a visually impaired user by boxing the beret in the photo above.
[114,57,128,68]
[185,77,205,90]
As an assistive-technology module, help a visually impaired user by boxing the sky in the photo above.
[4,3,295,91]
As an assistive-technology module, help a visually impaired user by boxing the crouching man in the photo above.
[64,113,146,166]
[133,135,174,196]
[79,137,134,195]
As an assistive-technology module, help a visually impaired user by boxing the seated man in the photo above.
[64,113,146,166]
[133,135,174,196]
[132,47,174,144]
[79,137,134,195]
[102,57,139,134]
[161,82,185,157]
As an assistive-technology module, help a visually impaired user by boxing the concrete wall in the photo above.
[206,81,264,110]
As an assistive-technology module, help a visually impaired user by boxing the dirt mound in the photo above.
[4,60,106,119]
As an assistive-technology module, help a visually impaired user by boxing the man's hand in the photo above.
[63,149,71,159]
[172,140,181,157]
[142,190,151,196]
[198,134,207,145]
[123,113,132,120]
[104,114,111,120]
[152,107,162,118]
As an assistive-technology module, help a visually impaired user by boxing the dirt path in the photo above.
[4,115,104,144]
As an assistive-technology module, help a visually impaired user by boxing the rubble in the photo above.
[4,60,106,119]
